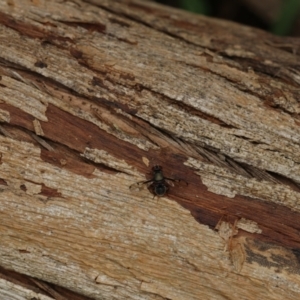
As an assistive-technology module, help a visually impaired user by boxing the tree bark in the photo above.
[0,0,300,299]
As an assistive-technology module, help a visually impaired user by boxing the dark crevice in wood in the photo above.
[264,170,300,193]
[183,60,299,117]
[93,2,207,48]
[264,38,300,56]
[220,54,300,87]
[0,266,94,300]
[131,83,236,128]
[226,151,299,190]
[0,58,35,75]
[108,17,131,28]
[60,21,106,33]
[0,11,74,48]
[292,248,300,265]
[195,144,295,187]
[0,178,8,185]
[0,63,85,103]
[202,138,300,188]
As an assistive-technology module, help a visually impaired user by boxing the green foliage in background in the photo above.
[271,0,300,36]
[177,0,210,15]
[174,0,300,36]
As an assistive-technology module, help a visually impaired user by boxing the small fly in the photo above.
[130,165,186,197]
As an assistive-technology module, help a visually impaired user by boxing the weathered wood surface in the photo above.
[0,0,300,299]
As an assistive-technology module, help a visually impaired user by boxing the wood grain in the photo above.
[0,0,300,299]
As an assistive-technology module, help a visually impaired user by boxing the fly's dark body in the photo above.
[148,165,169,196]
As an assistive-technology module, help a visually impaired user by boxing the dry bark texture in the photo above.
[0,0,300,299]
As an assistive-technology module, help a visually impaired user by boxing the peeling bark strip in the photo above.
[0,0,300,299]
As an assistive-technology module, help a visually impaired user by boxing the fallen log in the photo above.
[0,0,300,299]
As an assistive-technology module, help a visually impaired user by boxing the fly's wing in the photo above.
[129,179,153,192]
[129,181,144,192]
[165,179,175,187]
[165,178,188,187]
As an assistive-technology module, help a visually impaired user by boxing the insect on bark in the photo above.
[130,165,186,198]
